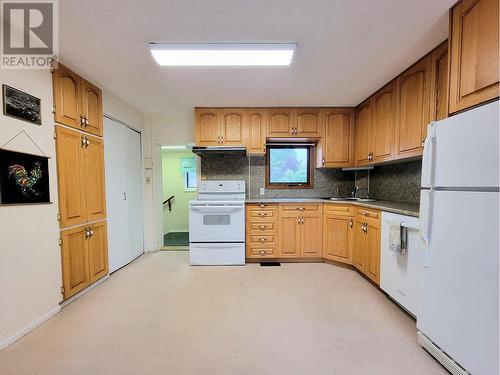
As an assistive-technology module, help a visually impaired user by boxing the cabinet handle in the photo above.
[221,136,224,143]
[296,207,305,211]
[259,250,266,255]
[322,158,325,166]
[263,143,266,153]
[259,225,266,230]
[80,115,85,127]
[85,116,89,126]
[361,211,369,216]
[349,218,353,228]
[301,217,304,224]
[81,136,86,148]
[259,238,266,242]
[85,137,90,148]
[259,204,266,208]
[257,213,266,216]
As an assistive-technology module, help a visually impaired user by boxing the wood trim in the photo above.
[265,145,314,189]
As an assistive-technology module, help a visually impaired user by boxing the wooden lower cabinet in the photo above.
[61,221,108,300]
[353,208,381,285]
[279,213,302,257]
[246,204,279,258]
[323,213,354,264]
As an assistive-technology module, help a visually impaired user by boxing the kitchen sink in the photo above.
[326,197,377,202]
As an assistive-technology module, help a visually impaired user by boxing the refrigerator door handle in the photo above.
[421,122,436,188]
[419,190,433,267]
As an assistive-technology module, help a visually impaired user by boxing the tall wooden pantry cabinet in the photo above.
[53,63,108,300]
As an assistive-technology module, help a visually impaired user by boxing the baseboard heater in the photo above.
[416,331,469,375]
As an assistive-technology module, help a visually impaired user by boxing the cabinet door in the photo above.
[395,55,431,158]
[247,109,267,155]
[321,109,353,167]
[323,214,353,264]
[371,81,395,163]
[279,213,301,258]
[354,100,372,166]
[449,0,499,113]
[295,108,321,137]
[219,108,246,146]
[56,126,87,228]
[84,135,107,222]
[430,41,449,121]
[53,64,82,129]
[352,217,366,272]
[365,221,381,285]
[195,108,219,146]
[267,108,294,137]
[61,225,89,300]
[301,209,323,258]
[81,79,103,136]
[88,221,109,283]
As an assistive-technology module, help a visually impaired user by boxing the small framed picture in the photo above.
[2,84,42,125]
[0,149,50,204]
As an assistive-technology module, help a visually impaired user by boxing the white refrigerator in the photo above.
[417,101,499,375]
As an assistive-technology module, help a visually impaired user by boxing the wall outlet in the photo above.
[260,187,265,195]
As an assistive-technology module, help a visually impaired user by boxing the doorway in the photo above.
[161,145,197,250]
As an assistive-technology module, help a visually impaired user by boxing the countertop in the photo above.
[245,198,420,217]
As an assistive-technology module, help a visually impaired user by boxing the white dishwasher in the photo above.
[380,212,425,317]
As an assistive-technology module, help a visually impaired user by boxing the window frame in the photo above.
[265,144,314,189]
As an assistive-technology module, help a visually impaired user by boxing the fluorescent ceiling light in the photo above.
[161,145,187,150]
[150,43,296,66]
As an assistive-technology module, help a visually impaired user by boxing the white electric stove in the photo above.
[189,180,246,265]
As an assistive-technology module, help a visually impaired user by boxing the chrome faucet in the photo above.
[352,186,359,198]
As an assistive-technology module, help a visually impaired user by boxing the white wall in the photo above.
[0,70,62,348]
[102,88,144,131]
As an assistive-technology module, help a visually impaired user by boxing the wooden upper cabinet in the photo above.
[61,225,90,300]
[219,108,246,146]
[371,81,396,163]
[56,126,87,228]
[81,79,103,136]
[354,99,372,166]
[53,64,103,136]
[449,0,499,114]
[247,109,268,155]
[430,41,449,121]
[195,108,219,146]
[84,135,107,223]
[267,108,294,137]
[88,221,109,283]
[395,55,431,158]
[323,213,353,264]
[319,109,353,168]
[295,108,321,137]
[53,64,81,129]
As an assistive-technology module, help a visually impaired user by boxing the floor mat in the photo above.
[164,232,189,247]
[260,262,281,267]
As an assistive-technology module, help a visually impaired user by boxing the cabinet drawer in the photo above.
[250,222,276,232]
[281,204,321,212]
[250,235,276,245]
[247,203,278,211]
[356,207,380,220]
[250,210,278,220]
[248,247,277,257]
[324,204,354,216]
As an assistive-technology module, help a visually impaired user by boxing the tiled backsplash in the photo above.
[355,160,422,203]
[200,156,422,203]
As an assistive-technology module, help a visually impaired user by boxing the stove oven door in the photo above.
[189,202,245,243]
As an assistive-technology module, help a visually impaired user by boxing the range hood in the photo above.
[192,146,246,157]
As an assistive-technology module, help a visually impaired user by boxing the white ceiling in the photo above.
[59,0,455,116]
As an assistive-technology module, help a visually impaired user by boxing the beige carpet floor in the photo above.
[0,252,447,375]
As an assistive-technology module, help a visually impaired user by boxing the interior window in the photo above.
[266,145,313,189]
[185,171,197,191]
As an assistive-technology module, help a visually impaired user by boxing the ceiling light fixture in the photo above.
[150,43,296,66]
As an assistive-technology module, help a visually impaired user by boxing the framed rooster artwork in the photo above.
[0,149,50,204]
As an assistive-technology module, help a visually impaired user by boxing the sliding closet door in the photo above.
[105,117,144,273]
[104,118,129,272]
[126,128,144,261]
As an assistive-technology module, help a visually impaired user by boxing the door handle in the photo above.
[123,192,127,201]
